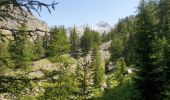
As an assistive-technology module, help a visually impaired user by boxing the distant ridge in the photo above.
[67,21,112,37]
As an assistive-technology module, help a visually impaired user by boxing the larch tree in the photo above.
[47,26,70,59]
[70,26,79,59]
[134,0,166,99]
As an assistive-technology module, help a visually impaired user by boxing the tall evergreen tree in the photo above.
[47,26,70,58]
[80,27,92,54]
[134,0,166,99]
[43,62,76,99]
[32,35,45,60]
[158,0,170,97]
[70,26,79,58]
[9,23,32,68]
[158,0,170,40]
[110,35,124,62]
[80,27,101,55]
[0,41,9,71]
[74,62,85,99]
[91,45,105,88]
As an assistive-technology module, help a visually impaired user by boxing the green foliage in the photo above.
[18,95,37,100]
[43,56,76,99]
[114,58,128,84]
[2,0,170,99]
[101,80,140,100]
[134,0,166,99]
[47,26,70,58]
[74,62,84,99]
[158,0,170,40]
[0,41,9,71]
[32,35,45,60]
[109,15,136,65]
[80,27,92,53]
[110,35,124,61]
[70,26,80,59]
[80,27,101,54]
[92,45,105,88]
[158,0,170,98]
[9,24,32,69]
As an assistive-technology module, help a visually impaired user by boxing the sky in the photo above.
[34,0,140,27]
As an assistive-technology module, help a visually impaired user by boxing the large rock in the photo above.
[28,71,44,79]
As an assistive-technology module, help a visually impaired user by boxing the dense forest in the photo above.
[0,0,170,100]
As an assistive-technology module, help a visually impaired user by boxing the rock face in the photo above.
[100,41,112,60]
[92,21,112,33]
[0,8,49,36]
[83,41,112,65]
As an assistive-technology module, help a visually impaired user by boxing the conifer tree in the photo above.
[42,33,50,57]
[32,35,45,60]
[134,0,166,99]
[158,0,170,97]
[74,62,85,99]
[9,23,32,68]
[114,57,128,84]
[91,45,105,88]
[43,63,75,99]
[80,27,92,54]
[47,26,70,58]
[70,26,79,58]
[80,27,101,55]
[110,35,124,62]
[158,0,170,40]
[0,41,9,71]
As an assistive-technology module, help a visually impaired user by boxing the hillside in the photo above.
[0,8,49,36]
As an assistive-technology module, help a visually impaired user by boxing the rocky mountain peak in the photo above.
[96,21,111,28]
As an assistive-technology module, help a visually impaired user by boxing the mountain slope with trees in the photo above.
[1,0,170,100]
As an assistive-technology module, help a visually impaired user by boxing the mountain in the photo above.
[92,21,112,33]
[67,21,112,37]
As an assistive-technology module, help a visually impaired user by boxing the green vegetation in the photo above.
[47,26,70,58]
[80,27,102,54]
[1,0,170,100]
[9,23,32,69]
[70,26,79,58]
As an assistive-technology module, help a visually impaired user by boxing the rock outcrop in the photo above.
[0,8,49,36]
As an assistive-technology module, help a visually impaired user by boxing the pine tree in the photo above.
[158,0,170,40]
[114,57,128,84]
[47,26,70,58]
[110,35,124,62]
[70,26,79,58]
[9,23,32,69]
[80,27,101,55]
[80,27,92,54]
[74,62,85,99]
[42,33,50,57]
[43,57,76,99]
[91,45,105,88]
[158,0,170,97]
[43,65,75,99]
[134,0,166,99]
[0,41,9,72]
[32,35,45,60]
[90,45,106,98]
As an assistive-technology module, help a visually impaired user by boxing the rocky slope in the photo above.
[0,9,49,36]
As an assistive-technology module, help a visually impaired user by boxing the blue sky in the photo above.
[35,0,140,27]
